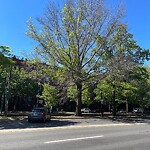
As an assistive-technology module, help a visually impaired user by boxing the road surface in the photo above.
[0,122,149,150]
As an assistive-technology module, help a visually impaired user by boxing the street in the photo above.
[0,119,150,150]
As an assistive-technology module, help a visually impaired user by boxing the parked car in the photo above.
[28,107,51,123]
[132,108,143,114]
[81,108,91,113]
[92,109,100,113]
[117,109,126,114]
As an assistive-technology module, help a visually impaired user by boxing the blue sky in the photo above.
[0,0,150,65]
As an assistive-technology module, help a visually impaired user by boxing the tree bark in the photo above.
[4,66,12,116]
[126,98,129,113]
[13,96,19,112]
[75,82,82,116]
[0,92,5,114]
[112,84,116,116]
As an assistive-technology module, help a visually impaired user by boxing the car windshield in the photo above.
[32,109,44,112]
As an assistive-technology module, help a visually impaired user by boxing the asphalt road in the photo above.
[0,120,150,150]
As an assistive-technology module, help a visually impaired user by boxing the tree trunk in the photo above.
[4,95,9,116]
[126,98,128,113]
[75,82,82,116]
[4,66,12,116]
[112,84,116,116]
[0,92,5,115]
[13,96,18,112]
[109,103,111,113]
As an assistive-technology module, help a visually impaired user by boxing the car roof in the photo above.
[32,107,47,110]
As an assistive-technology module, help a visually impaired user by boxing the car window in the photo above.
[31,108,51,114]
[32,109,44,112]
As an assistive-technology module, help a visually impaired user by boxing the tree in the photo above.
[99,25,149,116]
[40,84,59,107]
[129,67,150,109]
[0,46,13,115]
[10,67,38,111]
[0,66,6,114]
[27,0,123,116]
[0,46,12,66]
[67,82,94,107]
[94,80,113,107]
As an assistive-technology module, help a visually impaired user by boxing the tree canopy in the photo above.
[27,0,125,115]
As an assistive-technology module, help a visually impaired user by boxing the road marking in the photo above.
[44,135,104,144]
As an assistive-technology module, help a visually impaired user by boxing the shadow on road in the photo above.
[0,115,150,130]
[108,116,150,124]
[0,117,79,130]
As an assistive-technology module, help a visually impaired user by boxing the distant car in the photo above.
[132,108,143,114]
[28,107,51,123]
[92,109,100,113]
[81,108,91,113]
[117,109,126,114]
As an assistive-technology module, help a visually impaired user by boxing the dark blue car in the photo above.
[28,107,51,123]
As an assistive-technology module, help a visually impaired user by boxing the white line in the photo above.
[44,135,104,144]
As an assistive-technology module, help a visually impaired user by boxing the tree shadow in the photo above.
[0,117,79,130]
[0,115,150,130]
[107,116,150,124]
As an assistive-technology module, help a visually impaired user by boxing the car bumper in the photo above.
[28,116,45,121]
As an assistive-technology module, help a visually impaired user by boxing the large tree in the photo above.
[0,46,13,66]
[98,25,149,115]
[27,0,124,115]
[0,46,14,115]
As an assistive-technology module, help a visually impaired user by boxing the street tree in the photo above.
[94,80,113,108]
[11,67,38,111]
[40,84,59,108]
[67,82,94,107]
[99,25,149,115]
[27,0,124,115]
[0,46,13,115]
[0,46,12,66]
[129,67,150,109]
